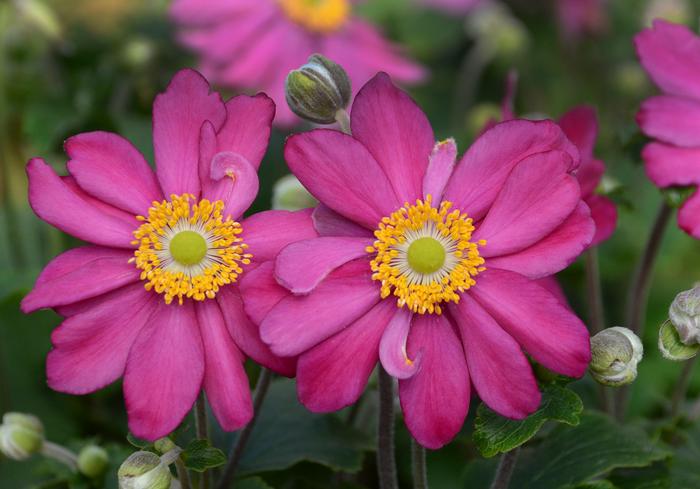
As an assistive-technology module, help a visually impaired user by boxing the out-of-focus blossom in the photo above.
[557,0,608,39]
[0,413,44,461]
[635,20,700,238]
[170,0,426,126]
[644,0,691,27]
[21,69,316,441]
[243,73,593,449]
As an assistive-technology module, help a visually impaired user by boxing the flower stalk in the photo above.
[670,357,697,417]
[377,367,399,489]
[490,448,520,489]
[411,438,428,489]
[41,441,78,471]
[194,393,210,489]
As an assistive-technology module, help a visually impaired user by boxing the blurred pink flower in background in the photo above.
[635,19,700,239]
[21,69,316,441]
[244,73,592,449]
[170,0,426,126]
[557,0,608,39]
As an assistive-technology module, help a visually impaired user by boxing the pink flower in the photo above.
[243,74,593,449]
[21,69,316,441]
[169,0,426,126]
[557,0,608,39]
[635,19,700,239]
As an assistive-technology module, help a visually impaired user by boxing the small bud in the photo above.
[285,54,352,124]
[272,175,317,211]
[589,327,643,386]
[118,451,172,489]
[669,286,700,345]
[0,413,44,461]
[659,320,700,361]
[77,445,109,478]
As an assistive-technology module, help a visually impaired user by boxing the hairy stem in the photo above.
[195,393,210,489]
[489,448,520,489]
[377,367,399,489]
[411,438,428,489]
[671,357,697,418]
[175,457,193,489]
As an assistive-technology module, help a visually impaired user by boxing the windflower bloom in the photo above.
[244,74,593,449]
[21,69,316,440]
[635,19,700,238]
[169,0,426,126]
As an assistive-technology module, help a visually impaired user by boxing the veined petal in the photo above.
[239,262,289,327]
[422,139,458,202]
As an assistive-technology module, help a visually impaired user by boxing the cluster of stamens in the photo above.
[278,0,350,33]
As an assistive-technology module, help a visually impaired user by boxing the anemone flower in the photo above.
[21,69,316,441]
[242,73,593,449]
[635,19,700,239]
[169,0,426,126]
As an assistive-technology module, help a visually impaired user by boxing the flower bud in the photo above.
[0,413,44,461]
[669,286,700,345]
[77,445,109,478]
[659,320,700,361]
[154,437,176,455]
[272,175,317,211]
[589,327,643,386]
[285,54,352,124]
[118,451,171,489]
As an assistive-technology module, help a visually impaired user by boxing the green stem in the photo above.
[377,367,399,489]
[195,393,210,489]
[175,457,193,489]
[41,441,78,471]
[584,248,605,335]
[411,438,428,489]
[670,357,697,418]
[489,448,520,489]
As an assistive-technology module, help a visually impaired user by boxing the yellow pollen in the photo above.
[278,0,349,33]
[367,196,486,315]
[131,194,252,305]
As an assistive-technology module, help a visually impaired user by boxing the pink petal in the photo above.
[170,0,255,25]
[399,314,470,449]
[65,131,162,215]
[422,139,458,201]
[558,106,598,163]
[634,20,700,100]
[587,194,617,246]
[297,300,396,412]
[284,129,400,229]
[311,204,371,238]
[350,73,434,202]
[451,294,540,419]
[275,237,373,294]
[469,268,591,378]
[22,246,138,313]
[642,142,700,188]
[239,262,290,327]
[637,95,700,147]
[474,150,580,257]
[379,308,422,379]
[536,276,570,308]
[27,158,137,248]
[679,191,700,239]
[577,158,605,198]
[196,301,253,431]
[124,301,205,441]
[153,69,226,197]
[242,209,317,264]
[47,283,158,394]
[485,202,594,279]
[218,284,296,377]
[217,94,275,170]
[260,260,379,357]
[444,120,579,221]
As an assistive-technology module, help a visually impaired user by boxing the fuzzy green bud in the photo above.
[118,451,171,489]
[659,319,700,361]
[77,445,109,478]
[590,327,643,386]
[285,54,351,124]
[272,175,317,211]
[0,413,44,461]
[669,286,700,345]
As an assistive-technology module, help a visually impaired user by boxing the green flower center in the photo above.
[406,237,446,275]
[169,230,207,266]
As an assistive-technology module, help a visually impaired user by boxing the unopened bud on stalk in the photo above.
[0,412,44,461]
[285,54,351,125]
[118,451,172,489]
[589,327,643,386]
[667,286,700,345]
[272,175,317,211]
[77,445,109,478]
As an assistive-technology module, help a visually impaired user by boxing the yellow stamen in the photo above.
[131,194,252,305]
[367,196,486,315]
[278,0,349,33]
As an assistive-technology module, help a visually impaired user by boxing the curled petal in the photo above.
[379,307,422,379]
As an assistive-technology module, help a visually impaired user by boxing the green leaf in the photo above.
[473,383,583,457]
[182,439,226,472]
[237,477,275,489]
[235,379,374,476]
[512,413,672,489]
[572,481,620,489]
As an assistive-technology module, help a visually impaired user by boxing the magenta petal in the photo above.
[27,158,137,248]
[124,301,205,441]
[637,95,700,148]
[587,194,617,246]
[203,149,259,220]
[559,106,598,163]
[65,131,162,215]
[577,158,605,198]
[22,246,138,313]
[260,260,379,357]
[423,139,458,201]
[451,294,541,419]
[275,237,373,294]
[170,0,253,24]
[485,202,594,279]
[350,73,434,202]
[311,204,372,238]
[196,301,253,431]
[470,269,591,378]
[239,262,289,327]
[242,209,317,264]
[297,300,396,412]
[635,20,700,100]
[474,150,580,257]
[679,191,700,239]
[47,284,157,394]
[379,308,422,379]
[444,119,579,221]
[536,276,570,308]
[284,129,400,229]
[399,314,470,449]
[217,94,275,170]
[153,69,226,197]
[218,285,296,377]
[642,142,700,188]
